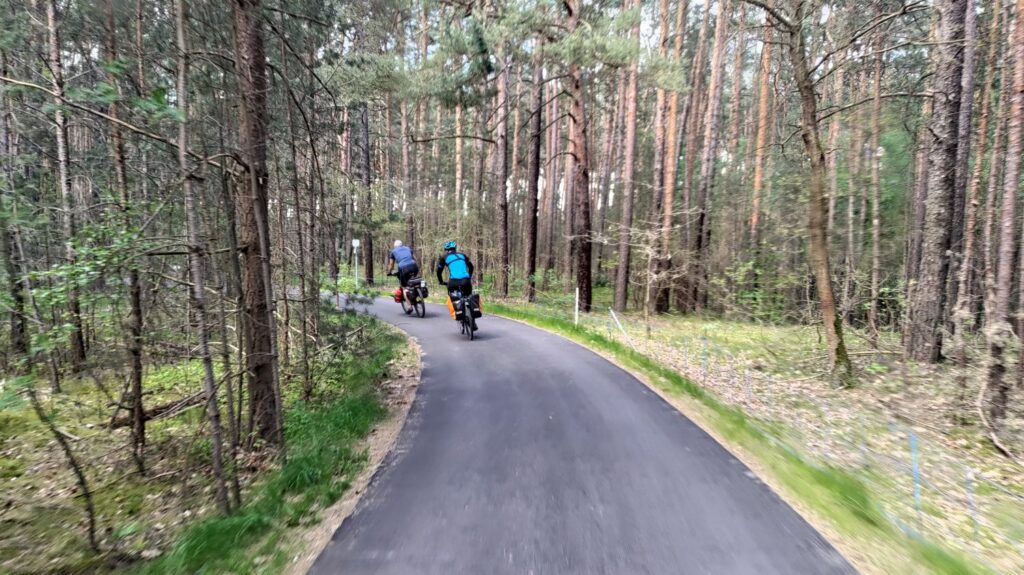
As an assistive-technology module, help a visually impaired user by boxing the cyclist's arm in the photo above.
[436,255,446,285]
[466,256,475,278]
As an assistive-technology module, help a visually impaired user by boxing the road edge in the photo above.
[487,310,879,573]
[283,329,423,575]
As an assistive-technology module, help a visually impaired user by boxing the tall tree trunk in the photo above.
[983,20,1011,329]
[691,0,731,312]
[726,4,747,160]
[843,70,867,322]
[232,0,283,447]
[564,0,592,312]
[103,0,145,472]
[282,47,312,399]
[947,0,979,322]
[648,0,671,313]
[614,0,640,312]
[0,44,27,361]
[952,0,998,340]
[825,55,844,241]
[177,0,229,513]
[677,5,712,311]
[868,47,883,341]
[657,0,690,312]
[495,53,510,297]
[905,0,967,363]
[748,11,771,262]
[46,0,85,377]
[766,0,852,379]
[541,87,560,287]
[986,0,1024,424]
[525,43,543,301]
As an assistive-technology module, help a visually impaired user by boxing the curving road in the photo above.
[309,297,855,575]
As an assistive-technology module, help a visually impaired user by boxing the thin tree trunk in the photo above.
[177,0,229,513]
[0,41,27,362]
[657,0,690,312]
[648,0,671,313]
[726,3,747,160]
[986,0,1023,424]
[983,2,1012,331]
[495,53,510,297]
[541,88,560,287]
[947,0,979,321]
[691,0,731,312]
[525,43,543,301]
[868,46,883,342]
[46,0,85,377]
[953,0,998,339]
[748,12,771,260]
[281,42,311,399]
[103,0,145,472]
[762,0,852,378]
[614,0,640,312]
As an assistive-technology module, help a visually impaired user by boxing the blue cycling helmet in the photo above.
[444,240,457,251]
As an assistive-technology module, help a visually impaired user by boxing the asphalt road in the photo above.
[309,296,855,575]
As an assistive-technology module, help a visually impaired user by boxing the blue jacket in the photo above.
[436,252,473,282]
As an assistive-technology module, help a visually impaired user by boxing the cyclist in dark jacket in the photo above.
[436,240,474,298]
[387,240,419,287]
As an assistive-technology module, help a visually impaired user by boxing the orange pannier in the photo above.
[446,295,457,320]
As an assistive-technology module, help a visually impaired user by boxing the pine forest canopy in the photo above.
[1,0,1023,537]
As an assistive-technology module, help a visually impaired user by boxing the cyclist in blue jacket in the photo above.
[436,240,474,298]
[387,240,419,287]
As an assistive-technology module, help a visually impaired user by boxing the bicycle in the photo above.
[389,273,427,318]
[449,288,478,340]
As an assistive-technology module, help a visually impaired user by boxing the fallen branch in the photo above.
[109,391,204,429]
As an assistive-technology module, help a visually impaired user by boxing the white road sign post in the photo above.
[352,238,361,288]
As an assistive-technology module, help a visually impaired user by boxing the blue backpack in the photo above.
[444,253,471,280]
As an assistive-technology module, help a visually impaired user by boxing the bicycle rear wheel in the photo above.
[415,297,425,318]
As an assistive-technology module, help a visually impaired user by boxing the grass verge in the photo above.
[126,308,403,574]
[489,302,987,575]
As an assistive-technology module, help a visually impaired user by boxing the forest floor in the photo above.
[0,303,411,574]
[487,284,1024,574]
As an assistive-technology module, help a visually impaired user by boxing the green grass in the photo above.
[125,309,402,574]
[489,302,989,575]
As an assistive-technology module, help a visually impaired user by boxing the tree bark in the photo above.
[614,0,640,312]
[103,0,146,473]
[0,44,27,362]
[232,0,283,447]
[495,53,510,297]
[691,0,731,312]
[905,0,966,363]
[750,0,852,378]
[525,43,543,301]
[46,0,86,376]
[947,0,979,322]
[868,46,883,341]
[564,0,592,312]
[177,0,229,513]
[987,0,1024,424]
[748,11,771,259]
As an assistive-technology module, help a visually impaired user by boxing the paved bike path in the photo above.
[309,297,855,574]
